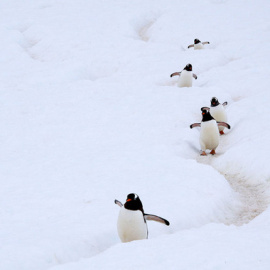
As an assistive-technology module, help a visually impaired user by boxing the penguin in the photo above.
[115,193,170,243]
[170,63,197,87]
[190,108,230,156]
[202,97,228,135]
[188,39,210,50]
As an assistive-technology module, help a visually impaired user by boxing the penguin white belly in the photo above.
[117,208,148,243]
[177,70,193,87]
[210,105,227,131]
[194,43,204,50]
[200,120,219,151]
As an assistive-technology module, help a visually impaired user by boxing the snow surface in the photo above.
[0,0,270,269]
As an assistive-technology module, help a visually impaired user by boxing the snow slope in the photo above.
[0,0,270,269]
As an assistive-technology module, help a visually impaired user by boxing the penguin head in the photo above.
[201,107,215,122]
[124,193,144,212]
[194,39,201,44]
[184,63,192,71]
[210,97,220,107]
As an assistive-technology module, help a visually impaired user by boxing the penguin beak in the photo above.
[126,199,132,202]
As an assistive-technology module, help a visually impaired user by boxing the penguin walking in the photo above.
[190,108,230,156]
[115,193,170,243]
[202,97,228,135]
[170,63,197,87]
[188,39,210,50]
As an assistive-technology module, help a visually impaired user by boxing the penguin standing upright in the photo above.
[115,193,170,243]
[202,97,228,135]
[188,39,210,50]
[190,108,230,156]
[170,64,197,87]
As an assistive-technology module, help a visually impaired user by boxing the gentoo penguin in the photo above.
[115,193,170,243]
[190,108,230,156]
[188,39,210,50]
[170,63,197,87]
[202,97,228,135]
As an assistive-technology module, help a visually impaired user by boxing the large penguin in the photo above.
[202,97,228,135]
[190,108,230,156]
[115,193,170,243]
[188,39,210,50]
[170,63,197,87]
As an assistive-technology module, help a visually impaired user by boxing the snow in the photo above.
[0,0,270,269]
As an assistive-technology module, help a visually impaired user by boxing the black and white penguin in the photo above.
[190,108,230,156]
[188,38,210,50]
[202,97,228,135]
[170,63,197,87]
[115,193,170,243]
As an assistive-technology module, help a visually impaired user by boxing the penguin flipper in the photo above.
[222,101,228,106]
[190,123,201,129]
[201,106,210,111]
[202,41,210,45]
[193,73,197,79]
[217,122,231,129]
[188,44,194,49]
[170,72,181,77]
[144,214,170,226]
[114,199,123,207]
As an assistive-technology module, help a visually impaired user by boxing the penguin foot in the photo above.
[210,149,216,155]
[200,151,207,156]
[219,131,225,135]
